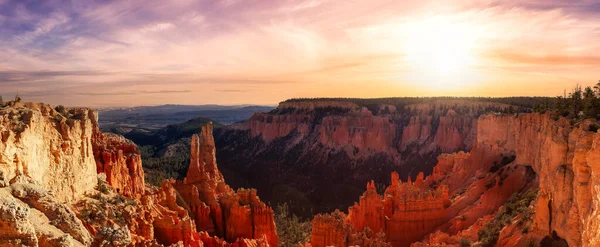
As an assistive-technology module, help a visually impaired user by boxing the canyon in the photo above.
[2,97,600,246]
[215,99,512,216]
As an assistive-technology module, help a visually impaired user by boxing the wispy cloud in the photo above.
[77,90,192,96]
[0,0,598,106]
[216,89,250,93]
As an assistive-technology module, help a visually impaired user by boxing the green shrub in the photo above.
[275,203,312,247]
[477,189,538,247]
[459,237,472,247]
[98,181,111,194]
[55,105,67,115]
[485,178,496,189]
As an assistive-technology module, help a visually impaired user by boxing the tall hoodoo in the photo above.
[185,122,223,184]
[173,121,279,246]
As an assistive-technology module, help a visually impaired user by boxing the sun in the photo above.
[401,18,482,89]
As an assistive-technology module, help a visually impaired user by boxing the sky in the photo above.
[0,0,599,107]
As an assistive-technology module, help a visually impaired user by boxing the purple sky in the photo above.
[1,0,599,107]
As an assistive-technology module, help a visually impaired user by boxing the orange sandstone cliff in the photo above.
[93,132,145,198]
[305,112,600,247]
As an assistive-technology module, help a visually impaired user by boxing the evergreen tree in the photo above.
[583,86,598,118]
[569,85,583,117]
[594,80,600,96]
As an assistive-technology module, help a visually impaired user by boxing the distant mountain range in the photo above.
[98,104,274,130]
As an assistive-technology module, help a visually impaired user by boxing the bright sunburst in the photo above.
[401,17,482,90]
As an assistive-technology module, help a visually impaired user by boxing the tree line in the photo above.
[534,81,600,119]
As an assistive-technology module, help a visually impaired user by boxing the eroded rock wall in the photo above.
[93,132,145,198]
[473,114,600,246]
[0,102,98,202]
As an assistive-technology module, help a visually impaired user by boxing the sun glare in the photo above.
[401,18,482,90]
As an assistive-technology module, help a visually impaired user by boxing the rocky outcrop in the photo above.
[93,132,145,198]
[310,210,390,247]
[0,181,93,247]
[409,114,600,246]
[310,210,350,247]
[0,188,37,246]
[11,183,92,245]
[245,100,492,153]
[0,102,98,202]
[184,123,223,184]
[309,174,451,247]
[140,179,273,247]
[174,122,278,246]
[471,114,600,246]
[0,102,275,247]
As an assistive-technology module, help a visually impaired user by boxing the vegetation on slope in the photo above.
[477,189,538,247]
[274,203,312,247]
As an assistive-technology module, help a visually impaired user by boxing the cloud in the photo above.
[215,89,250,92]
[489,51,600,65]
[0,70,114,82]
[76,90,192,96]
[0,0,599,106]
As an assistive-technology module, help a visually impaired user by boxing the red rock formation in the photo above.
[310,209,391,247]
[319,114,396,153]
[310,210,349,247]
[98,122,278,247]
[306,113,588,247]
[399,110,478,154]
[472,114,597,246]
[185,123,224,184]
[412,114,600,246]
[93,132,145,198]
[242,99,500,155]
[138,179,271,247]
[309,173,451,247]
[175,122,278,247]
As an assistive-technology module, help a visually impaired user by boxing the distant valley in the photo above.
[98,104,275,131]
